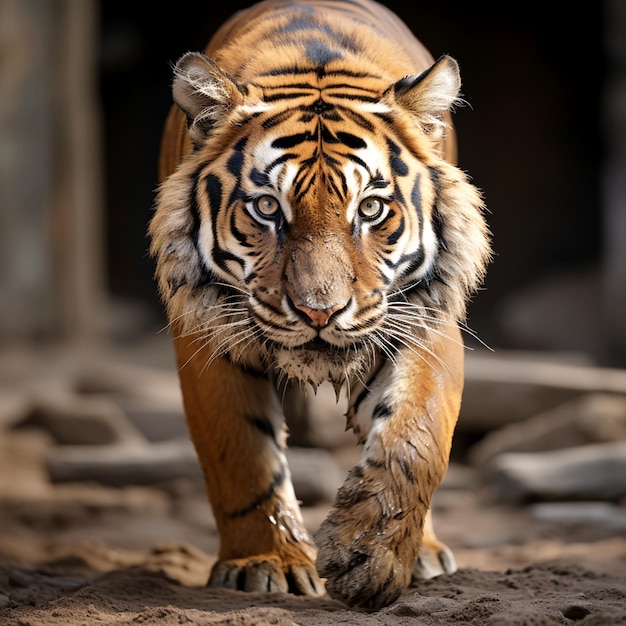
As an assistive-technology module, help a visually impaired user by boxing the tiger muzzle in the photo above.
[283,236,355,329]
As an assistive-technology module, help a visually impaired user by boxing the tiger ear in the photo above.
[172,52,246,145]
[387,55,462,137]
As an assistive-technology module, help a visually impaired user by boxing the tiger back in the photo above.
[150,0,491,609]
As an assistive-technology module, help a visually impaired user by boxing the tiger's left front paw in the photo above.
[412,541,457,581]
[315,517,412,609]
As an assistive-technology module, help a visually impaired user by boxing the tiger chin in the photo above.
[149,0,491,610]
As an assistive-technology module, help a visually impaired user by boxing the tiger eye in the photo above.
[358,197,384,220]
[254,195,280,218]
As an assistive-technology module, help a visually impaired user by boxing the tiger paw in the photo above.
[315,519,412,609]
[412,541,457,581]
[208,555,325,597]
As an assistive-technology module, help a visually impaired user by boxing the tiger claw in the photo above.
[208,556,325,597]
[412,542,457,581]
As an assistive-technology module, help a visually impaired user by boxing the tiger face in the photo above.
[151,53,489,389]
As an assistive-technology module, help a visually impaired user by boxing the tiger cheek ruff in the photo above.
[149,0,491,610]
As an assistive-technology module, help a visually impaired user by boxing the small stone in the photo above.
[562,602,592,620]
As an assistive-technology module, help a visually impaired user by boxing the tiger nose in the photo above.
[294,302,347,328]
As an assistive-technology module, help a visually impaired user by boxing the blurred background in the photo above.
[1,0,625,366]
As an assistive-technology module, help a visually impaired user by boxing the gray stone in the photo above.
[29,390,146,445]
[462,352,626,432]
[531,502,626,531]
[46,439,202,486]
[469,393,626,467]
[286,447,343,505]
[490,442,626,502]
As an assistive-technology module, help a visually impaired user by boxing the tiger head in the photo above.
[150,52,491,389]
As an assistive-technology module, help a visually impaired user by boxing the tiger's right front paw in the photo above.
[209,555,325,597]
[315,516,411,609]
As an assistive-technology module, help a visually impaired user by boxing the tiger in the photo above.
[149,0,491,609]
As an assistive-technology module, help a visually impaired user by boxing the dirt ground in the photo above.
[0,343,625,625]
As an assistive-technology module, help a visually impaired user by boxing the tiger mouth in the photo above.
[264,334,368,358]
[299,336,335,352]
[295,336,368,353]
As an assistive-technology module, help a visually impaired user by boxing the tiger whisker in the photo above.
[384,315,468,351]
[205,318,261,354]
[175,312,251,344]
[175,314,258,372]
[369,330,399,366]
[201,323,264,373]
[378,325,451,377]
[387,302,492,350]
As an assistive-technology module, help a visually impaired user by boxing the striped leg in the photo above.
[174,334,323,596]
[316,327,463,608]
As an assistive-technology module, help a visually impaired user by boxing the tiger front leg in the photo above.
[316,330,464,609]
[174,334,324,597]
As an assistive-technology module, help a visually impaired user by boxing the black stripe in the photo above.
[386,213,404,245]
[428,167,448,252]
[227,137,248,207]
[237,362,268,379]
[262,87,379,103]
[227,465,286,518]
[262,109,296,129]
[264,91,317,102]
[350,363,385,415]
[226,138,247,178]
[206,174,245,275]
[293,164,316,200]
[372,402,392,420]
[387,138,408,176]
[427,165,442,192]
[387,248,426,277]
[187,172,214,287]
[248,415,278,444]
[229,205,252,248]
[340,107,375,132]
[397,454,414,482]
[323,83,381,95]
[272,132,315,149]
[258,67,377,79]
[411,173,424,243]
[321,92,380,103]
[336,131,367,149]
[250,168,270,187]
[304,40,342,65]
[190,172,202,252]
[344,152,371,172]
[365,457,385,470]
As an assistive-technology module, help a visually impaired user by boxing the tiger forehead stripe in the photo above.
[262,86,383,104]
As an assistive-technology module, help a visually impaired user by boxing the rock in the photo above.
[490,442,626,502]
[115,396,186,442]
[497,266,601,356]
[286,447,343,505]
[531,502,626,531]
[46,439,202,486]
[469,393,626,467]
[0,392,31,430]
[461,352,626,432]
[28,390,146,446]
[45,438,342,504]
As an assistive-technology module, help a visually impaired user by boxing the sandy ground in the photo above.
[0,342,625,625]
[0,429,625,625]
